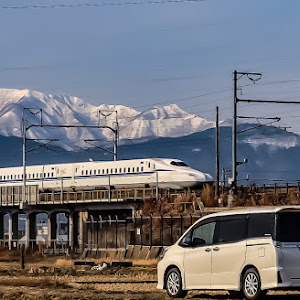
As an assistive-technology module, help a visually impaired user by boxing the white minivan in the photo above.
[157,206,300,299]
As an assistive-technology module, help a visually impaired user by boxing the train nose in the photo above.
[192,172,207,182]
[205,173,213,182]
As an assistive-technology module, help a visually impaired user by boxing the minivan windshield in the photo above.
[277,212,300,242]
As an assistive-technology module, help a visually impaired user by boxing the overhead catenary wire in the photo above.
[0,0,206,10]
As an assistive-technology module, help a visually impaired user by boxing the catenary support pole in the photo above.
[216,106,220,197]
[232,71,237,190]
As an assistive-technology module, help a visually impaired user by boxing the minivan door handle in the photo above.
[205,248,211,252]
[213,247,220,252]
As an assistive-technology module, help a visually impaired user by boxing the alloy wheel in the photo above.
[167,271,180,296]
[244,272,259,297]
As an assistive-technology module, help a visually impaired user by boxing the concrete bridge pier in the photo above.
[7,212,19,250]
[48,212,57,248]
[8,213,12,250]
[79,211,88,251]
[25,212,37,249]
[68,211,76,250]
[0,213,4,245]
[12,212,18,242]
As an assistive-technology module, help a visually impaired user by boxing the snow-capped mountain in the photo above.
[0,88,215,150]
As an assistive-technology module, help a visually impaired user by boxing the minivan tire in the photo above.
[165,268,187,298]
[242,268,266,300]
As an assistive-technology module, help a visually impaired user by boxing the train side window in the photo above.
[94,170,96,175]
[119,168,122,173]
[111,168,113,173]
[148,163,150,168]
[51,172,54,177]
[102,169,105,174]
[3,176,6,180]
[98,169,100,174]
[153,164,156,169]
[141,167,144,172]
[86,170,88,175]
[76,167,78,173]
[32,174,35,178]
[82,170,84,175]
[0,176,2,180]
[90,170,92,175]
[28,174,31,179]
[47,173,50,177]
[106,169,109,174]
[36,173,39,178]
[115,168,117,173]
[133,167,135,172]
[124,168,126,173]
[128,168,130,172]
[18,175,20,179]
[137,167,139,172]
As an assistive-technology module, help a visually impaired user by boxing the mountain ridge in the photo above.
[0,88,216,150]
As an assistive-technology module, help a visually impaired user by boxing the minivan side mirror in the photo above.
[180,235,192,247]
[192,237,206,246]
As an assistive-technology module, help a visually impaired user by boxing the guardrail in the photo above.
[0,187,155,206]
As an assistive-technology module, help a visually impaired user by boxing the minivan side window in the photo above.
[192,222,216,246]
[277,212,300,242]
[248,213,275,238]
[179,221,216,247]
[217,217,247,243]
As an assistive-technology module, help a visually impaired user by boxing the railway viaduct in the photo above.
[0,185,153,251]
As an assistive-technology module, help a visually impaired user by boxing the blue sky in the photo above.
[1,0,300,129]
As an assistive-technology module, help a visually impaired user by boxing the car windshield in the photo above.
[276,212,300,242]
[170,161,188,167]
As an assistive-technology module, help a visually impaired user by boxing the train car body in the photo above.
[0,158,213,191]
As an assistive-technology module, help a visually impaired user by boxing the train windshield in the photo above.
[170,161,188,167]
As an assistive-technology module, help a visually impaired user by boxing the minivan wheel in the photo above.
[165,268,187,298]
[242,268,265,300]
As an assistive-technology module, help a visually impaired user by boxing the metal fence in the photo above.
[83,214,202,250]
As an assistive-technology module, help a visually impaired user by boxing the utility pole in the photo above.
[215,106,220,198]
[21,114,26,210]
[98,109,119,161]
[231,70,262,190]
[21,108,42,209]
[231,70,300,188]
[113,126,118,161]
[232,71,237,190]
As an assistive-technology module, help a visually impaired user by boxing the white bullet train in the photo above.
[0,158,213,191]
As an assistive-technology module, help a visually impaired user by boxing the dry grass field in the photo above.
[0,250,299,300]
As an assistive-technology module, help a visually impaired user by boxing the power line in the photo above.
[125,88,232,110]
[0,0,206,10]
